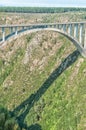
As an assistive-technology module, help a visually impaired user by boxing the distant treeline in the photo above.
[0,7,86,13]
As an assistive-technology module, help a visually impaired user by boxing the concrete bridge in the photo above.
[0,22,86,57]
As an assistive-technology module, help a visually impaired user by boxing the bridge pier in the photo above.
[79,24,83,44]
[60,24,63,30]
[10,27,13,34]
[45,25,48,28]
[15,27,18,35]
[54,25,56,28]
[84,27,86,49]
[63,24,66,32]
[57,24,60,29]
[74,24,78,39]
[68,24,72,36]
[22,26,24,30]
[2,27,5,42]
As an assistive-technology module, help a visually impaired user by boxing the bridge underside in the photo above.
[0,22,86,57]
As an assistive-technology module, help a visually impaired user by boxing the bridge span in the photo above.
[0,22,86,57]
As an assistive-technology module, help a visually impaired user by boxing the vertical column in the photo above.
[79,23,83,44]
[50,25,53,28]
[45,25,47,28]
[63,24,66,32]
[10,27,13,34]
[49,25,51,28]
[60,24,63,30]
[84,25,86,49]
[74,24,78,39]
[15,26,18,35]
[54,25,56,28]
[57,24,60,29]
[2,27,5,42]
[47,25,49,28]
[68,24,72,36]
[48,25,50,28]
[22,26,24,30]
[51,25,54,28]
[22,26,25,31]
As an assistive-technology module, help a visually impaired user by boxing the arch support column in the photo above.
[2,27,5,42]
[74,24,78,39]
[79,23,83,44]
[68,24,72,36]
[54,25,56,28]
[15,27,18,35]
[10,27,13,34]
[22,26,24,30]
[57,24,60,29]
[84,27,86,49]
[63,24,66,32]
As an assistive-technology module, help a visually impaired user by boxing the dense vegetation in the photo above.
[0,106,20,130]
[0,7,86,13]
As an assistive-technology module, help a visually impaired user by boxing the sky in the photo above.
[0,0,86,7]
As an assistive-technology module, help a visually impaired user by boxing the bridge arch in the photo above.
[0,23,86,57]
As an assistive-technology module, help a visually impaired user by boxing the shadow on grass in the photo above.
[24,124,42,130]
[11,50,80,129]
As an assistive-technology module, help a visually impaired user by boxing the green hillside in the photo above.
[0,30,86,130]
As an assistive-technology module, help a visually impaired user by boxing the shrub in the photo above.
[0,106,20,130]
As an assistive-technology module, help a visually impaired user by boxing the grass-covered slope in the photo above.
[0,31,86,130]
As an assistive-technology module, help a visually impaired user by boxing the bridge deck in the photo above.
[0,21,86,28]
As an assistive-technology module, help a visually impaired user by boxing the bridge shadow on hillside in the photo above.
[11,50,80,130]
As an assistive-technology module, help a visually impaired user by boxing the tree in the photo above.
[0,106,20,130]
